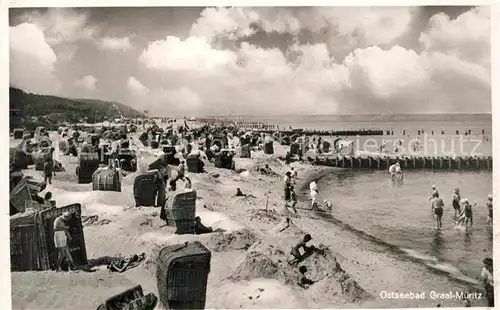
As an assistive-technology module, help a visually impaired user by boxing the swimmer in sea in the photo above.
[456,198,475,227]
[429,185,439,201]
[431,192,444,229]
[452,188,461,219]
[486,194,493,228]
[389,162,403,179]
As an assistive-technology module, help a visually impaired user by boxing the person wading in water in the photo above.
[431,192,444,229]
[486,194,493,228]
[452,188,461,219]
[456,198,475,227]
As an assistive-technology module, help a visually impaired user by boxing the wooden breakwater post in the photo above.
[310,155,493,171]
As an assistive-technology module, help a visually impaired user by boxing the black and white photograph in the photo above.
[5,4,494,309]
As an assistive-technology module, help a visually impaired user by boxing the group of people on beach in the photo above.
[429,185,493,230]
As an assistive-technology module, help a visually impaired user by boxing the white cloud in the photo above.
[10,23,61,95]
[75,75,97,91]
[127,77,149,96]
[139,36,237,72]
[133,6,491,115]
[19,8,96,46]
[189,7,259,42]
[99,36,132,51]
[155,87,202,111]
[419,6,490,67]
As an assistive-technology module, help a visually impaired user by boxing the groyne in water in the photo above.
[309,155,492,171]
[256,129,384,136]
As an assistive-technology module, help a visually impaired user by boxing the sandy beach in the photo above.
[10,127,477,309]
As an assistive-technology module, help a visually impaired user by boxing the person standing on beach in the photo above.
[486,194,493,228]
[288,185,298,215]
[53,212,78,271]
[309,179,319,210]
[431,193,444,229]
[284,172,292,204]
[481,257,494,307]
[452,188,461,219]
[290,167,298,184]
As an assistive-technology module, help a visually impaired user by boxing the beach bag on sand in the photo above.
[92,167,121,192]
[264,141,274,154]
[133,171,160,207]
[13,128,24,139]
[164,191,197,235]
[186,153,203,173]
[96,285,158,310]
[236,144,251,158]
[156,241,211,310]
[77,152,100,184]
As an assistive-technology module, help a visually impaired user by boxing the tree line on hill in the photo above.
[9,87,145,132]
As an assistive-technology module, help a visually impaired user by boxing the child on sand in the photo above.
[289,234,312,265]
[323,200,332,211]
[298,266,315,288]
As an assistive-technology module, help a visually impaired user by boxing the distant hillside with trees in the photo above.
[9,87,145,131]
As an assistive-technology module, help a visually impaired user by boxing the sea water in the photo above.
[317,170,493,285]
[240,116,493,287]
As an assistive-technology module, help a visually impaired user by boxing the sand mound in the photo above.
[230,238,370,302]
[204,229,259,252]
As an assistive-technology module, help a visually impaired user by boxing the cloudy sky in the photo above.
[9,6,490,116]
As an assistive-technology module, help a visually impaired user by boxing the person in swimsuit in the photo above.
[487,194,493,228]
[289,234,312,265]
[452,188,461,219]
[287,185,298,215]
[53,212,77,271]
[429,185,439,212]
[456,198,475,227]
[431,193,444,229]
[284,172,292,205]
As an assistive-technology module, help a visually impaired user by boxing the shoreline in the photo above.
[296,166,483,285]
[10,135,482,309]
